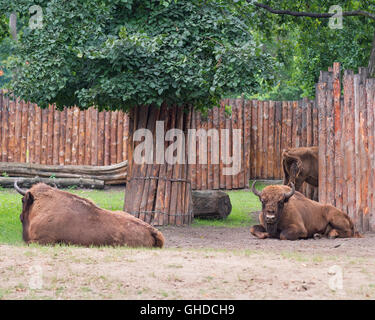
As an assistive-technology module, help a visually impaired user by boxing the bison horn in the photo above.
[251,180,262,197]
[284,182,295,200]
[14,180,27,196]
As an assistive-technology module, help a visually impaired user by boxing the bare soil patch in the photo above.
[160,226,375,258]
[0,226,374,300]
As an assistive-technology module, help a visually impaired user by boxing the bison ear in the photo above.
[24,192,34,206]
[20,192,34,223]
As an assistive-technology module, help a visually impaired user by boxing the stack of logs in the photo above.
[0,160,127,189]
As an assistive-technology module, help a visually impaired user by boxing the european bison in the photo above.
[250,181,360,240]
[282,146,318,192]
[15,182,165,248]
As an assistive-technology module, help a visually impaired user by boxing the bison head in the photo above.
[251,181,295,236]
[14,181,35,241]
[15,180,57,222]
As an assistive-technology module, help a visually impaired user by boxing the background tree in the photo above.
[0,14,11,87]
[209,0,375,99]
[2,0,275,224]
[242,1,375,99]
[251,1,375,98]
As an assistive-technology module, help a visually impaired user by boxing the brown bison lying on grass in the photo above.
[250,181,360,240]
[15,182,165,248]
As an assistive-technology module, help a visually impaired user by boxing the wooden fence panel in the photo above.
[104,111,111,166]
[250,100,258,179]
[366,79,375,231]
[98,111,105,166]
[267,101,275,179]
[274,101,282,178]
[0,94,3,162]
[59,108,67,166]
[78,110,85,165]
[237,97,245,188]
[207,109,213,190]
[71,107,79,165]
[14,98,22,163]
[317,64,375,232]
[0,91,324,192]
[64,108,73,165]
[219,102,225,189]
[244,100,251,187]
[1,95,8,162]
[317,76,328,204]
[53,106,60,165]
[225,99,232,190]
[213,107,220,189]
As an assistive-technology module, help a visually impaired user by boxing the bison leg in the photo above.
[250,225,270,239]
[326,207,355,238]
[279,224,307,240]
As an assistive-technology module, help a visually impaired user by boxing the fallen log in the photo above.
[192,190,232,219]
[0,177,104,189]
[0,161,127,185]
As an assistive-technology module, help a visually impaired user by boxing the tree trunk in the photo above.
[368,30,375,78]
[124,104,194,226]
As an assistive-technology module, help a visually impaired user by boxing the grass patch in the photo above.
[0,182,265,244]
[0,190,24,245]
[192,181,266,227]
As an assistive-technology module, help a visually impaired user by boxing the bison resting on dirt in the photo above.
[282,146,318,192]
[15,182,165,248]
[250,181,360,240]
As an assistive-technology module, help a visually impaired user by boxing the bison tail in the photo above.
[152,230,165,248]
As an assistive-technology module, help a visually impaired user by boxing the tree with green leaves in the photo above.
[221,1,375,98]
[0,14,11,87]
[2,0,275,224]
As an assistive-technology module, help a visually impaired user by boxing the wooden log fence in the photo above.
[191,98,318,189]
[1,90,318,190]
[317,62,375,232]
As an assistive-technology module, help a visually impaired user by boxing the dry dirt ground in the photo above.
[1,226,375,300]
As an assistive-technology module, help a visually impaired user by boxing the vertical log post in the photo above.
[124,105,193,226]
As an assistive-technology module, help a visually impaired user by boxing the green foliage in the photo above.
[249,1,375,99]
[208,1,375,100]
[0,14,8,41]
[0,14,12,88]
[3,0,374,103]
[4,0,276,110]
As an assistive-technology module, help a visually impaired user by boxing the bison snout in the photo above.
[265,212,277,223]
